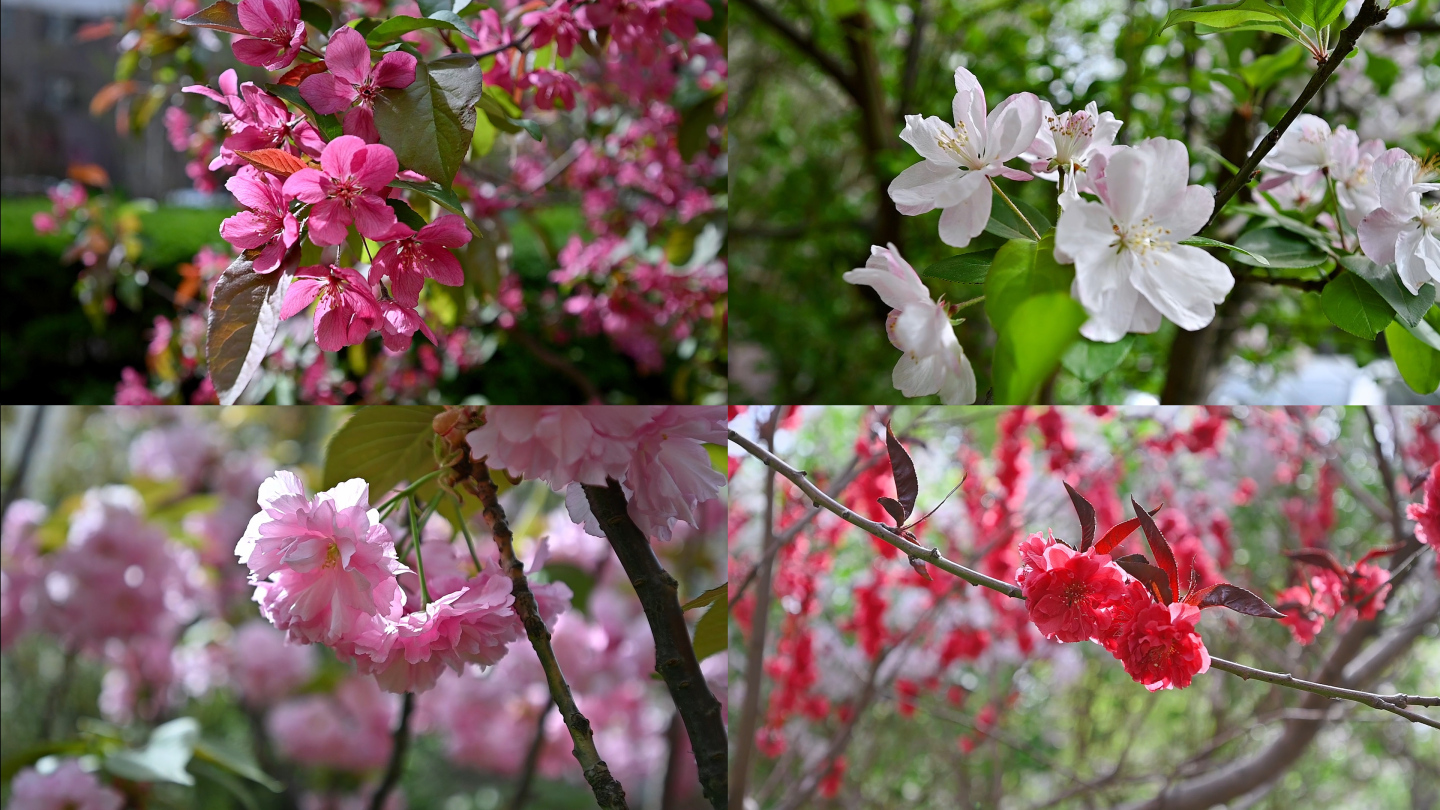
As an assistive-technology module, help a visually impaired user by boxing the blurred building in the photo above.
[1,0,192,198]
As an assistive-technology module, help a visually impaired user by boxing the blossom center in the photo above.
[355,77,382,107]
[332,177,365,205]
[1110,215,1172,258]
[1419,204,1439,232]
[1047,110,1094,163]
[936,122,981,168]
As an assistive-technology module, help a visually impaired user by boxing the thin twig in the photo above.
[989,178,1041,241]
[509,701,551,810]
[1204,0,1389,230]
[468,463,628,809]
[1,405,46,517]
[583,480,727,810]
[369,692,414,810]
[1207,657,1439,729]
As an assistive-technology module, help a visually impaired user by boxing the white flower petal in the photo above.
[1131,245,1233,331]
[937,180,993,248]
[843,267,929,311]
[952,67,988,135]
[1394,224,1440,294]
[937,345,977,405]
[1054,200,1115,265]
[900,115,964,167]
[986,92,1043,163]
[1097,144,1151,225]
[889,160,969,213]
[1359,208,1410,267]
[1156,185,1214,240]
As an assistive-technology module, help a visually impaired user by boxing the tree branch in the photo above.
[582,480,728,810]
[508,701,551,810]
[369,692,413,810]
[469,464,629,810]
[1207,656,1438,728]
[1203,0,1389,230]
[733,0,858,100]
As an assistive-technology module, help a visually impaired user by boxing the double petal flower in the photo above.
[889,67,1041,247]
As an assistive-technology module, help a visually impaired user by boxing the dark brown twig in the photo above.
[582,480,728,810]
[369,692,414,810]
[509,701,552,810]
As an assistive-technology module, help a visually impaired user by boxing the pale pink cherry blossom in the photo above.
[1022,100,1122,206]
[1258,113,1336,177]
[371,215,472,307]
[9,760,123,810]
[619,406,728,541]
[842,244,977,403]
[888,67,1042,248]
[238,472,408,646]
[1358,148,1440,294]
[377,300,438,353]
[1,499,46,650]
[268,675,399,771]
[231,0,307,70]
[229,619,316,706]
[299,26,417,144]
[466,406,661,490]
[280,264,383,352]
[220,167,300,273]
[1054,138,1234,343]
[283,135,400,246]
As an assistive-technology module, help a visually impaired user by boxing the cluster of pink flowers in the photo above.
[30,181,88,236]
[465,406,727,542]
[237,470,570,693]
[9,760,125,810]
[1407,462,1440,577]
[1276,555,1393,645]
[1017,531,1211,691]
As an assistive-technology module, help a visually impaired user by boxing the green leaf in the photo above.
[1237,45,1307,91]
[103,718,199,786]
[264,83,343,140]
[682,583,728,611]
[478,86,543,141]
[322,406,444,497]
[1313,0,1347,28]
[922,249,998,284]
[365,14,463,45]
[1402,313,1440,352]
[1386,320,1440,393]
[1282,0,1314,28]
[992,292,1087,404]
[206,253,293,405]
[470,107,497,157]
[1233,226,1329,268]
[1321,271,1393,339]
[1180,235,1271,266]
[1340,255,1435,328]
[690,589,728,663]
[177,1,247,34]
[390,178,483,237]
[542,563,596,614]
[192,739,282,792]
[386,198,428,231]
[985,196,1051,242]
[984,233,1074,334]
[1162,0,1303,42]
[297,0,331,33]
[1061,335,1135,383]
[1364,54,1400,94]
[374,55,485,189]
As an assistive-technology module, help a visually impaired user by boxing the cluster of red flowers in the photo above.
[1018,532,1211,690]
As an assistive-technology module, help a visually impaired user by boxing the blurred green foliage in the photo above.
[730,0,1440,403]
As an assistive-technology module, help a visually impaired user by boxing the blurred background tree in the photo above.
[729,0,1440,405]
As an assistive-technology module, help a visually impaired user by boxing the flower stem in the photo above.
[409,496,431,607]
[1325,169,1349,252]
[454,494,484,571]
[369,692,414,810]
[989,178,1041,241]
[377,469,444,518]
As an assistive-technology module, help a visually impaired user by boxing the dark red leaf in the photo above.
[1093,504,1162,555]
[1113,553,1149,566]
[877,497,906,527]
[1283,548,1348,577]
[277,61,329,87]
[1197,584,1286,618]
[885,423,918,521]
[1131,497,1179,603]
[1183,583,1219,606]
[1356,543,1406,566]
[178,0,248,34]
[1115,559,1172,604]
[1064,482,1097,552]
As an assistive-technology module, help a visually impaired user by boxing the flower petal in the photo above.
[351,144,399,191]
[936,185,991,248]
[1358,208,1409,267]
[324,26,373,87]
[951,67,988,137]
[318,135,367,179]
[986,92,1042,163]
[350,194,398,241]
[231,38,283,69]
[306,198,352,245]
[417,214,472,248]
[299,72,358,115]
[372,51,417,89]
[279,275,325,320]
[1131,245,1234,332]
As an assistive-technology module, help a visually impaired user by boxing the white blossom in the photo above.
[1022,100,1122,206]
[1358,148,1440,294]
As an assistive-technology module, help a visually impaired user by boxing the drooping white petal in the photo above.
[986,92,1043,164]
[937,181,993,248]
[1054,200,1116,265]
[1359,207,1409,267]
[1394,223,1440,294]
[1130,246,1234,331]
[843,246,932,310]
[937,343,977,405]
[889,160,970,214]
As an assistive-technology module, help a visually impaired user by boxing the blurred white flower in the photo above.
[1358,148,1440,294]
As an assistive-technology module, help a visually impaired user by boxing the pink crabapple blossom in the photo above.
[299,26,418,144]
[1406,462,1440,577]
[220,167,300,274]
[230,0,307,70]
[370,215,472,308]
[282,135,400,246]
[1022,100,1122,206]
[842,243,977,404]
[280,264,383,352]
[1054,137,1234,343]
[888,67,1042,248]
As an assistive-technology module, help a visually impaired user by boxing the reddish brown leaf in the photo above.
[1132,497,1179,602]
[1093,503,1162,555]
[1283,548,1348,577]
[1115,559,1172,605]
[884,423,918,521]
[277,61,329,87]
[178,0,248,34]
[67,163,111,188]
[235,148,310,179]
[1064,482,1097,552]
[1183,583,1219,606]
[1197,584,1286,618]
[1356,543,1406,566]
[1113,553,1149,566]
[908,556,933,581]
[877,497,906,527]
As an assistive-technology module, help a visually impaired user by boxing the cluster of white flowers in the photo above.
[846,68,1439,402]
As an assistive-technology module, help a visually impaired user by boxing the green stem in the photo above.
[989,178,1041,241]
[377,469,445,519]
[455,494,484,571]
[1325,169,1349,253]
[409,496,431,607]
